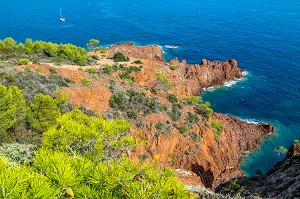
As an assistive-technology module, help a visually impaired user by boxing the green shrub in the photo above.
[87,67,97,73]
[197,101,213,117]
[167,103,182,122]
[0,157,58,198]
[274,146,288,156]
[27,93,61,132]
[227,180,242,192]
[184,96,200,105]
[109,90,163,119]
[0,84,26,132]
[186,112,199,126]
[86,39,100,52]
[0,37,89,65]
[0,69,71,103]
[49,67,57,74]
[33,150,192,198]
[18,58,30,65]
[118,72,135,83]
[167,94,178,103]
[82,78,91,86]
[102,64,115,75]
[43,109,134,161]
[211,119,224,139]
[169,65,178,70]
[132,59,143,64]
[91,55,99,60]
[113,52,129,62]
[177,125,189,134]
[154,72,173,91]
[0,143,36,164]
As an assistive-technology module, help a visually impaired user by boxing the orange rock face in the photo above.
[107,42,163,61]
[61,87,111,114]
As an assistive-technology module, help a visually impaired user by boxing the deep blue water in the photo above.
[1,0,300,176]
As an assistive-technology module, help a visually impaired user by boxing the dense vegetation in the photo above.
[108,89,163,119]
[113,52,130,62]
[0,37,94,65]
[0,109,192,198]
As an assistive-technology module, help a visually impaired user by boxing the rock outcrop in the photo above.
[107,42,163,61]
[132,112,273,188]
[216,144,300,198]
[168,58,244,96]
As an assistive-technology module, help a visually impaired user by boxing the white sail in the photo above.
[60,8,65,22]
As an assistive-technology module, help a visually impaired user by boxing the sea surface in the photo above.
[1,0,300,176]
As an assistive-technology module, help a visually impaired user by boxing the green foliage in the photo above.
[49,66,57,74]
[102,64,141,82]
[227,180,242,192]
[132,59,143,64]
[0,143,36,164]
[167,94,178,103]
[212,119,224,139]
[87,67,97,74]
[184,96,200,105]
[0,84,26,132]
[0,37,89,65]
[274,146,288,156]
[167,103,181,122]
[43,109,134,161]
[86,39,100,52]
[197,101,213,117]
[82,78,91,86]
[177,125,189,134]
[54,89,69,111]
[118,72,135,83]
[0,158,58,198]
[0,105,192,198]
[27,93,61,132]
[169,65,178,70]
[102,63,115,75]
[190,133,201,142]
[91,55,99,60]
[0,68,71,103]
[154,72,173,91]
[18,58,30,65]
[186,112,199,127]
[113,52,130,62]
[32,150,192,198]
[109,90,163,119]
[154,122,172,136]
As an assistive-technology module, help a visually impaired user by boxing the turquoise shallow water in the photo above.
[1,0,300,176]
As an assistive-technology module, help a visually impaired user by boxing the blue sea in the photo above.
[1,0,300,176]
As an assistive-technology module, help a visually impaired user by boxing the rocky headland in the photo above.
[13,42,276,191]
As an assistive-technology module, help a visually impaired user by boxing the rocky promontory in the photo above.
[13,42,274,190]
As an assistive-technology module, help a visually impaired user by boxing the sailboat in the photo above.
[60,8,65,22]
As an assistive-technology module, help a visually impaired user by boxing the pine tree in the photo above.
[27,94,61,132]
[0,84,26,132]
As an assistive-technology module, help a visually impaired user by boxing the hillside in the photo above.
[0,38,275,198]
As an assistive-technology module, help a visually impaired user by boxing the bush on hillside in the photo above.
[113,52,129,62]
[27,94,61,132]
[18,58,29,65]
